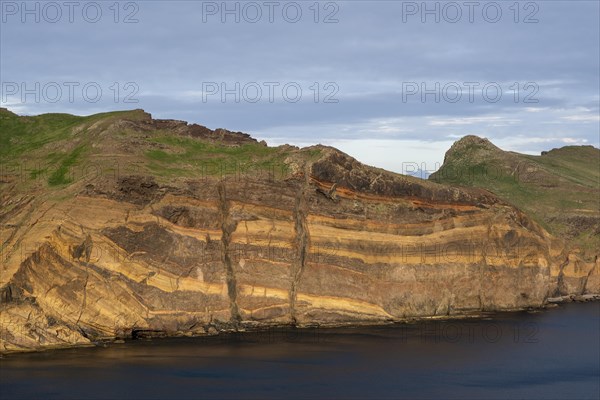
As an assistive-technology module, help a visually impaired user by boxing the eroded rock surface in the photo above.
[1,110,597,352]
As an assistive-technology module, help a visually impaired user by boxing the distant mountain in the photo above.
[403,168,432,180]
[430,135,600,259]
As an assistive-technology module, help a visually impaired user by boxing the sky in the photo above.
[1,0,599,175]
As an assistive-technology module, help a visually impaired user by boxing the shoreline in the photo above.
[2,296,598,357]
[546,294,600,304]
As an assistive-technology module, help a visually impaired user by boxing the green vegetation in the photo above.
[0,108,84,159]
[145,135,289,178]
[0,108,148,160]
[47,145,86,186]
[0,108,326,194]
[430,136,600,254]
[0,107,305,190]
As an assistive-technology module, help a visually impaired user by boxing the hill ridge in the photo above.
[1,109,598,353]
[430,135,600,258]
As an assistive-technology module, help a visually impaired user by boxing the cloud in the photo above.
[561,115,600,122]
[427,116,520,127]
[1,1,598,168]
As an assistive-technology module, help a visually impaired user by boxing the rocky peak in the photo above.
[440,135,503,165]
[1,109,598,353]
[110,109,261,146]
[0,107,18,117]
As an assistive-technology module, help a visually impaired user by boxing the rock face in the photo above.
[430,135,600,259]
[429,135,600,300]
[0,110,597,352]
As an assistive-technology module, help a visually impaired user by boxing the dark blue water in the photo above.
[1,303,598,400]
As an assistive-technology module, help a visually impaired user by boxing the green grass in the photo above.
[522,148,599,189]
[0,109,84,159]
[430,137,600,254]
[47,145,86,186]
[0,108,157,190]
[145,135,289,178]
[1,108,310,187]
[0,108,151,161]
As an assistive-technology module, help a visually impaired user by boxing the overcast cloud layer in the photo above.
[1,0,598,174]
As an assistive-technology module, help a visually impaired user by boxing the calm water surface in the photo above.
[1,302,598,400]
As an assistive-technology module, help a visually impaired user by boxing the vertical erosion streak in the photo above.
[580,258,597,295]
[290,182,310,325]
[218,182,241,326]
[555,256,569,296]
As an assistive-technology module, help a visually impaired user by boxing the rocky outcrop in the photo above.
[430,135,600,263]
[108,109,260,146]
[0,111,597,353]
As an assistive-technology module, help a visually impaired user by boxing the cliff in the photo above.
[430,135,600,295]
[1,110,598,352]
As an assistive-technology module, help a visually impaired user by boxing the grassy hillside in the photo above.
[0,108,302,190]
[430,136,600,256]
[3,108,597,257]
